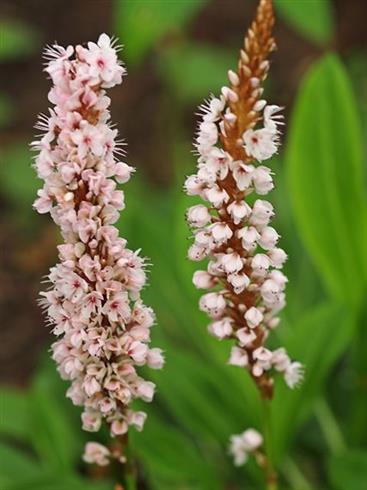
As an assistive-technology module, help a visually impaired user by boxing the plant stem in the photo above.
[314,398,345,455]
[125,473,137,490]
[262,398,278,490]
[282,457,314,490]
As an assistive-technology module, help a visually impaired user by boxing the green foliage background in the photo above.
[1,1,366,489]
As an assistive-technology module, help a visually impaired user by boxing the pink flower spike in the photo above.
[33,34,163,467]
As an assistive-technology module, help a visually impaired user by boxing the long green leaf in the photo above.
[285,54,367,307]
[28,370,83,472]
[327,449,367,490]
[274,0,334,46]
[272,302,356,461]
[0,442,40,486]
[0,388,29,440]
[115,0,207,65]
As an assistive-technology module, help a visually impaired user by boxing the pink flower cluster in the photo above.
[185,88,303,394]
[33,34,164,466]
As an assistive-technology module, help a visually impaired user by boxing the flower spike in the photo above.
[33,34,164,467]
[185,0,303,468]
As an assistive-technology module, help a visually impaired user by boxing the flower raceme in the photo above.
[184,0,303,466]
[33,34,164,466]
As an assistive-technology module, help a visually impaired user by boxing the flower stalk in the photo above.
[184,0,303,482]
[32,34,164,474]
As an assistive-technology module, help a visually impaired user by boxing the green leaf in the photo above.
[159,43,236,102]
[133,414,222,489]
[328,449,367,490]
[0,442,40,486]
[274,0,334,46]
[115,0,207,65]
[0,20,38,60]
[0,387,29,439]
[272,302,356,461]
[28,369,83,472]
[4,475,112,490]
[285,54,367,307]
[0,143,41,226]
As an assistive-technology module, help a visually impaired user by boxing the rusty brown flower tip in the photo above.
[223,0,276,160]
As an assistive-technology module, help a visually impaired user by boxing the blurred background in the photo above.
[1,0,367,489]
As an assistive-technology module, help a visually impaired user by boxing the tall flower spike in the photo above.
[33,34,164,467]
[185,0,302,454]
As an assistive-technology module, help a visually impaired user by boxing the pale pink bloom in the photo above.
[229,428,263,466]
[136,380,156,402]
[199,292,226,318]
[210,222,233,243]
[237,226,260,251]
[258,226,279,250]
[268,247,288,268]
[221,252,243,274]
[205,186,229,207]
[192,270,216,289]
[285,362,304,388]
[34,188,54,213]
[110,419,128,436]
[146,348,165,369]
[264,105,283,132]
[82,411,102,432]
[271,348,290,372]
[227,201,251,224]
[250,199,274,226]
[188,243,209,261]
[127,410,147,431]
[252,166,274,195]
[114,162,134,183]
[83,376,101,397]
[261,279,281,305]
[187,205,211,227]
[252,253,271,273]
[244,307,263,329]
[84,33,124,87]
[208,317,233,339]
[236,329,256,347]
[71,121,105,159]
[227,272,250,294]
[231,161,254,191]
[83,442,110,466]
[184,175,205,196]
[128,341,148,364]
[228,346,248,367]
[243,127,278,161]
[269,270,288,288]
[102,292,130,323]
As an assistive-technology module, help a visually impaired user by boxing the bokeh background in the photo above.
[1,1,367,489]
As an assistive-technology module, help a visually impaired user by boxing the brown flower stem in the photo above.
[262,398,278,490]
[112,435,137,490]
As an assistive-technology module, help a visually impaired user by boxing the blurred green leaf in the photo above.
[115,0,207,65]
[274,0,334,46]
[0,388,29,440]
[0,442,40,486]
[0,143,40,212]
[133,414,222,489]
[4,475,112,490]
[0,20,38,60]
[328,449,367,490]
[272,302,356,462]
[28,369,83,472]
[285,54,367,307]
[160,43,236,102]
